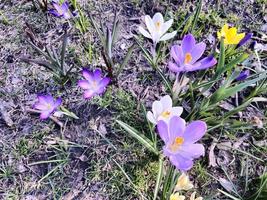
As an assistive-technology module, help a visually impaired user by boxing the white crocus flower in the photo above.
[139,12,177,45]
[146,95,183,124]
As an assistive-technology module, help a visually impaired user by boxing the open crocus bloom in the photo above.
[49,0,71,19]
[146,95,183,125]
[175,173,194,191]
[168,34,217,72]
[217,24,245,45]
[33,94,62,119]
[139,12,177,45]
[157,116,206,171]
[78,69,110,99]
[170,192,185,200]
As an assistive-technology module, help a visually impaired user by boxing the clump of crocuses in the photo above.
[168,34,217,73]
[33,94,62,119]
[78,68,110,99]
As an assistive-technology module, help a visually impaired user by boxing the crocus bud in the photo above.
[236,33,253,48]
[236,70,250,81]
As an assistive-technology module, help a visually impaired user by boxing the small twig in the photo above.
[26,108,63,127]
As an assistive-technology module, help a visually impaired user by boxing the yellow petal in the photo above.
[170,193,186,200]
[217,31,222,39]
[228,27,237,38]
[190,192,203,200]
[235,33,246,43]
[175,173,194,191]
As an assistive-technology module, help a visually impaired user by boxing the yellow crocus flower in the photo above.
[175,173,194,191]
[170,192,186,200]
[217,24,245,45]
[190,191,203,200]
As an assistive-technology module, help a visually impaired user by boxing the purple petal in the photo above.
[78,80,90,89]
[171,45,184,64]
[61,2,69,12]
[62,12,71,19]
[190,42,206,63]
[191,56,217,71]
[157,120,169,143]
[49,9,62,17]
[183,120,207,144]
[52,2,64,15]
[237,33,253,48]
[83,90,96,99]
[95,87,106,95]
[82,69,94,82]
[93,69,102,82]
[40,111,52,120]
[38,94,54,104]
[169,116,186,141]
[168,62,183,73]
[33,102,47,111]
[236,70,250,81]
[180,144,205,159]
[99,77,110,88]
[182,34,196,54]
[54,98,62,108]
[169,154,193,171]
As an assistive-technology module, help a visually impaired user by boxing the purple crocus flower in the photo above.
[157,116,206,171]
[237,33,253,48]
[236,70,250,81]
[49,0,71,19]
[78,69,110,99]
[168,34,217,72]
[33,94,62,119]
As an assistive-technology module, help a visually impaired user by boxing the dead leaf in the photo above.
[217,141,232,151]
[209,142,218,167]
[62,189,81,200]
[219,177,235,193]
[0,102,14,127]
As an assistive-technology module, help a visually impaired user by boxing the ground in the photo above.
[0,0,266,200]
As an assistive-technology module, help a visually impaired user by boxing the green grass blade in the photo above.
[215,38,225,77]
[60,31,68,75]
[153,157,164,200]
[210,71,267,104]
[116,44,135,76]
[218,189,241,200]
[190,0,202,33]
[116,120,159,155]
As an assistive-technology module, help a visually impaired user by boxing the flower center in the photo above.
[169,137,184,152]
[184,53,192,64]
[92,81,97,88]
[46,103,52,110]
[161,110,171,118]
[155,21,161,30]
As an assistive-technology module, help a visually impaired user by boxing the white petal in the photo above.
[146,111,157,124]
[159,31,177,41]
[160,95,172,110]
[145,15,155,35]
[171,106,183,117]
[152,100,163,118]
[161,19,173,35]
[139,26,152,39]
[153,32,162,44]
[152,12,164,24]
